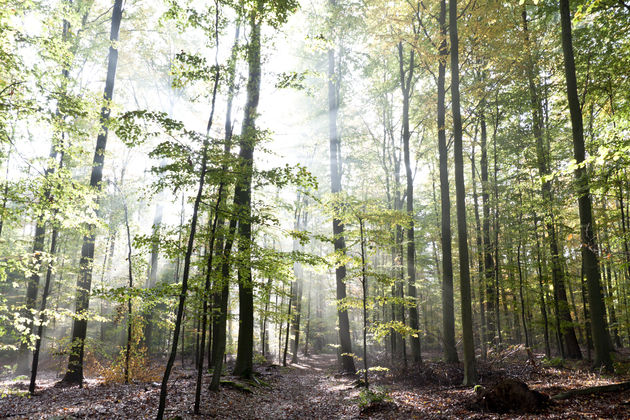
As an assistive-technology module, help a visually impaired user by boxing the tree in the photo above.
[558,0,612,370]
[398,41,422,364]
[448,0,476,386]
[59,0,124,386]
[328,0,356,375]
[436,0,458,364]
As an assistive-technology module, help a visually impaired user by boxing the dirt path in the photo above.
[210,354,361,419]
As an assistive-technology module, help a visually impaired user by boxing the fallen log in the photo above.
[551,381,630,400]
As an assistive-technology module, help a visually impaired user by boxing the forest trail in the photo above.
[216,353,362,419]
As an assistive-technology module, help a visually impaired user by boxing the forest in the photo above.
[0,0,630,418]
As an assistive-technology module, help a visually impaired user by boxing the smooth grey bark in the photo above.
[437,0,458,364]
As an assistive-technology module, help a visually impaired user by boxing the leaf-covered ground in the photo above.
[1,350,630,419]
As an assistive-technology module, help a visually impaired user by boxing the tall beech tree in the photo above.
[449,0,477,386]
[558,0,612,370]
[328,0,356,374]
[398,41,422,364]
[59,0,124,386]
[436,0,458,363]
[232,0,263,379]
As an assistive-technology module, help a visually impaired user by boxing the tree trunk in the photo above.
[449,0,476,386]
[479,108,495,348]
[533,213,551,357]
[60,0,124,386]
[144,187,164,355]
[232,3,262,380]
[559,0,612,370]
[327,1,355,374]
[471,141,487,359]
[209,20,240,385]
[194,7,223,410]
[437,0,458,364]
[398,42,421,364]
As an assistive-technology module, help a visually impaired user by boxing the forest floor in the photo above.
[1,349,630,419]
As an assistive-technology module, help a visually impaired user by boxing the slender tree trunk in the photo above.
[479,109,495,348]
[398,42,421,364]
[29,150,66,393]
[471,142,487,359]
[0,146,12,239]
[121,187,134,385]
[156,141,209,420]
[303,282,311,357]
[283,284,293,366]
[261,276,272,358]
[193,5,223,412]
[580,259,593,359]
[359,218,369,387]
[449,0,476,386]
[144,188,164,355]
[291,202,306,363]
[437,0,458,364]
[559,0,612,370]
[60,0,124,385]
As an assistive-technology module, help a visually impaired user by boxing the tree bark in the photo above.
[398,41,421,364]
[449,0,476,386]
[232,3,262,379]
[437,0,458,364]
[559,0,612,370]
[327,1,356,374]
[60,0,123,386]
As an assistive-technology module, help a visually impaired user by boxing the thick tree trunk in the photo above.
[559,0,612,370]
[437,0,458,364]
[522,8,581,359]
[60,0,123,386]
[449,0,476,386]
[232,4,262,379]
[327,5,356,374]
